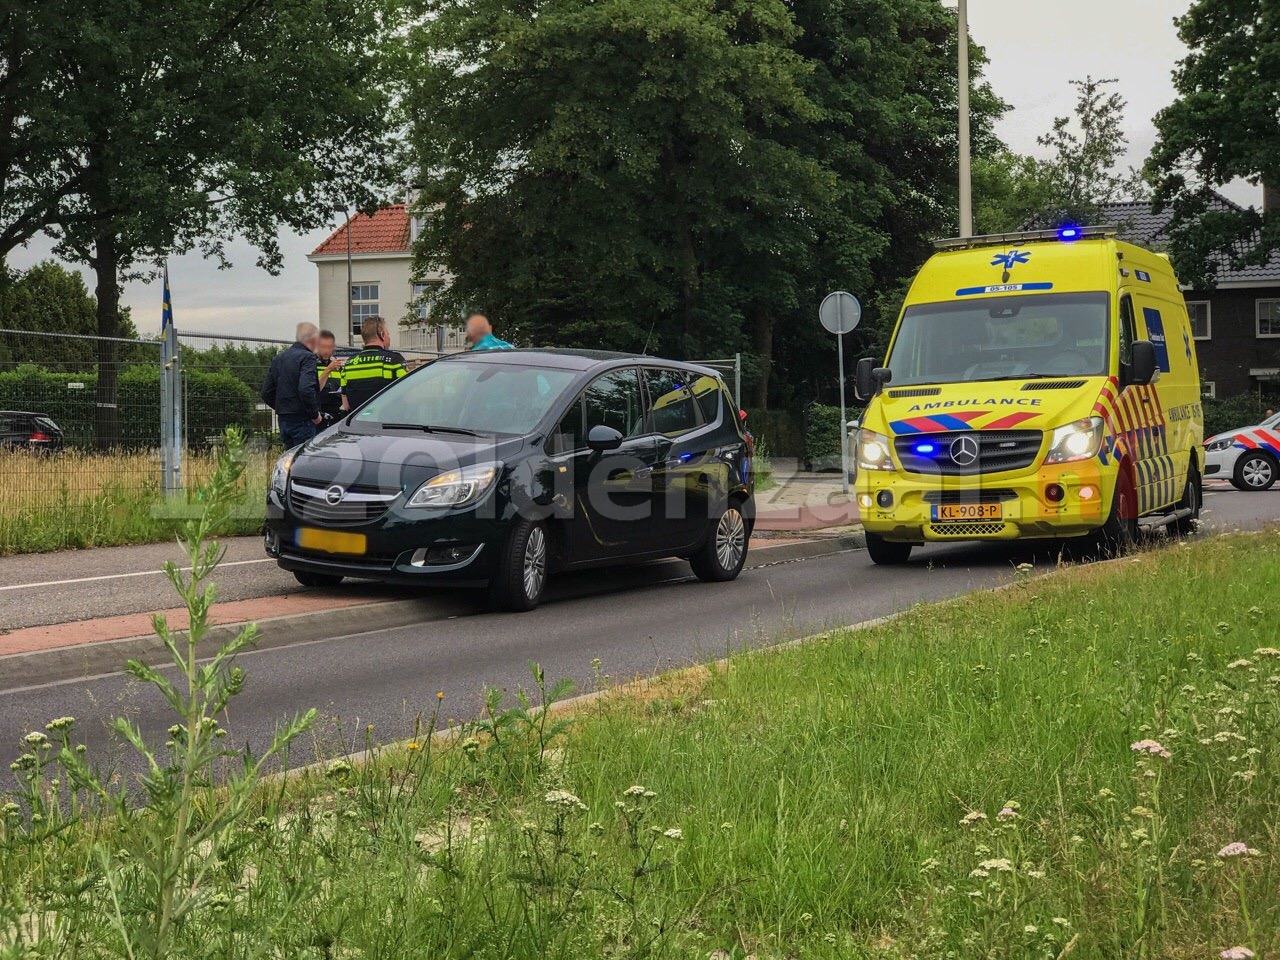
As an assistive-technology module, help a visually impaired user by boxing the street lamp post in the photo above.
[344,208,354,347]
[957,0,973,238]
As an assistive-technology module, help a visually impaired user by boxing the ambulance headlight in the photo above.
[857,429,894,471]
[1045,417,1105,465]
[270,449,296,501]
[1205,437,1234,453]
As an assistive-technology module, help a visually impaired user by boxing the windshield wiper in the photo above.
[380,422,484,438]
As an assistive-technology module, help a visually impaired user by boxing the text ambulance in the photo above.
[853,226,1204,565]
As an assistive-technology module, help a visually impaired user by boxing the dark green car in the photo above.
[264,349,755,611]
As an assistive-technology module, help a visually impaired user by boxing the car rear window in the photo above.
[642,368,701,436]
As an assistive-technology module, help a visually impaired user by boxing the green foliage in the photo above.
[1148,0,1280,287]
[181,343,279,397]
[804,402,859,470]
[1203,393,1274,440]
[744,407,804,459]
[408,0,1006,408]
[0,365,256,448]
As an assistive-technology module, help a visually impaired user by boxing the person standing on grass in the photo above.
[315,329,346,424]
[339,315,407,411]
[262,322,323,447]
[465,313,513,351]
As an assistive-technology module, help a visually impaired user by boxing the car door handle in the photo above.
[633,465,653,479]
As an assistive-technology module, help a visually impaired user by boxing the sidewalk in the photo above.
[753,458,860,532]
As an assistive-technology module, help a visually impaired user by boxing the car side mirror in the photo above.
[1130,340,1158,386]
[855,358,891,401]
[586,424,624,452]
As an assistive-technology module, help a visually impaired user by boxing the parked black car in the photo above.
[0,411,64,452]
[265,350,756,610]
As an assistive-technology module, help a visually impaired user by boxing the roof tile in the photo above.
[311,205,411,257]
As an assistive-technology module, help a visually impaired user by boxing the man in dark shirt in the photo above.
[339,316,407,410]
[316,330,346,424]
[261,323,323,447]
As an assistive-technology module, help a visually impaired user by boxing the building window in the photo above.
[1257,299,1280,337]
[1186,300,1211,340]
[350,284,379,334]
[1202,381,1216,399]
[412,281,443,322]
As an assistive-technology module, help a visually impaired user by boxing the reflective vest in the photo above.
[339,347,407,409]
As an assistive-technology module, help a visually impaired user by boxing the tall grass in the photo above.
[3,529,1278,958]
[0,448,272,554]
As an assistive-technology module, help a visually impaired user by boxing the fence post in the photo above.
[734,352,742,411]
[160,325,183,493]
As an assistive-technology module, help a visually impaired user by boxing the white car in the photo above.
[1204,412,1280,491]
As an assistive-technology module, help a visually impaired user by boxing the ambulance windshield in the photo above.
[885,292,1110,386]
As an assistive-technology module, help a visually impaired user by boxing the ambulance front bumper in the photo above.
[856,464,1116,542]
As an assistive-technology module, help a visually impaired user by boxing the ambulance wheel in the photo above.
[1173,463,1201,537]
[865,532,913,566]
[1233,450,1277,491]
[1095,472,1138,558]
[293,570,344,588]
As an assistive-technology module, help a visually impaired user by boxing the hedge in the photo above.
[805,402,863,471]
[0,365,257,449]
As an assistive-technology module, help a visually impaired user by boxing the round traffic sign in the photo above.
[819,291,862,335]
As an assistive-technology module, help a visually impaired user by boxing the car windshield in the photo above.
[885,292,1111,386]
[352,360,579,435]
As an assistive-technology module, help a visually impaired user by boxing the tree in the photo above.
[0,260,139,369]
[1148,0,1280,288]
[975,77,1144,236]
[0,0,403,447]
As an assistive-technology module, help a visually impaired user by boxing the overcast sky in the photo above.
[9,0,1252,341]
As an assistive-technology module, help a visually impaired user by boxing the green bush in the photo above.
[742,407,804,458]
[805,403,862,470]
[1203,393,1271,439]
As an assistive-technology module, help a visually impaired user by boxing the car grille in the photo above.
[1022,380,1087,391]
[928,522,1008,537]
[288,478,400,526]
[279,545,398,571]
[895,431,1042,477]
[922,489,1017,504]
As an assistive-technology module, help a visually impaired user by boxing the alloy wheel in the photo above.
[522,526,547,600]
[715,507,746,571]
[1242,456,1273,489]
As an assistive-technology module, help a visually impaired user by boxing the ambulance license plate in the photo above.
[295,528,367,555]
[931,503,1002,522]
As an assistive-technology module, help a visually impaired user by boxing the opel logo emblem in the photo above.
[950,435,980,467]
[324,484,345,505]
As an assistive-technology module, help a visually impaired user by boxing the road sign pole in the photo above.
[837,331,849,495]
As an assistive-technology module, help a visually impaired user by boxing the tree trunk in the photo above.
[93,230,121,451]
[751,303,773,409]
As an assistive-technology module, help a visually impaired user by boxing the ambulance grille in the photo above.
[894,431,1043,476]
[1022,380,1087,391]
[888,387,942,399]
[928,522,1008,537]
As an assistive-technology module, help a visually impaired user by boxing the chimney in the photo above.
[1265,182,1280,217]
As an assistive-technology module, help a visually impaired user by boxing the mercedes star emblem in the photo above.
[950,435,980,467]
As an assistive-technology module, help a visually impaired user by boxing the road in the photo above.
[0,483,1275,769]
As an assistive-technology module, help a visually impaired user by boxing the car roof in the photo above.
[435,348,721,377]
[0,410,45,417]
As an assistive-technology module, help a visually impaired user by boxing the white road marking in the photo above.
[0,558,274,593]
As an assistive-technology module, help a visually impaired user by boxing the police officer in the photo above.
[340,315,407,410]
[316,329,345,424]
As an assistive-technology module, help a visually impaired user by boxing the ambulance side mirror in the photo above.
[1130,340,1158,386]
[855,358,891,401]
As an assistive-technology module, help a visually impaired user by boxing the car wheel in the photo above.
[1173,462,1201,537]
[293,570,344,588]
[865,531,912,565]
[489,519,548,612]
[1233,450,1277,491]
[1095,470,1138,558]
[689,502,749,582]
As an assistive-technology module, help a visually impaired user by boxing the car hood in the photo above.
[289,426,529,493]
[866,377,1105,437]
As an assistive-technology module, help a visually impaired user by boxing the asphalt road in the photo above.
[0,483,1275,771]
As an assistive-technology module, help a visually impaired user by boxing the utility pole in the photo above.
[345,208,354,347]
[957,0,973,238]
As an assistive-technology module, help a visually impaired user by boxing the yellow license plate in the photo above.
[932,503,1002,522]
[295,528,367,555]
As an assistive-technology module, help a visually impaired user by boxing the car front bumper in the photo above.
[1203,445,1239,479]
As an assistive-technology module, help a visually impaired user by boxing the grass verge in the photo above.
[4,532,1278,958]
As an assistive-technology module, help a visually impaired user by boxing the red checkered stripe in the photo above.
[1236,428,1280,455]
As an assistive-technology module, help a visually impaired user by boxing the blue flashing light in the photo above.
[679,452,693,462]
[915,443,936,455]
[1058,225,1082,242]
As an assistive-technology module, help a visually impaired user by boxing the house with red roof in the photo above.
[307,204,463,353]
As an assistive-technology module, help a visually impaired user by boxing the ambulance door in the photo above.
[1116,292,1161,515]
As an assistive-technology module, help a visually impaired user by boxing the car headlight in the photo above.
[856,429,894,471]
[270,450,296,500]
[407,462,501,509]
[1044,417,1105,465]
[1206,438,1234,453]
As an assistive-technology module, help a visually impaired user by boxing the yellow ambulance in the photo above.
[852,226,1204,564]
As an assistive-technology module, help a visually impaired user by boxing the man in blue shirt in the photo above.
[261,323,322,447]
[465,313,514,352]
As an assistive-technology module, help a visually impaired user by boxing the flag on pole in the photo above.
[162,265,174,331]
